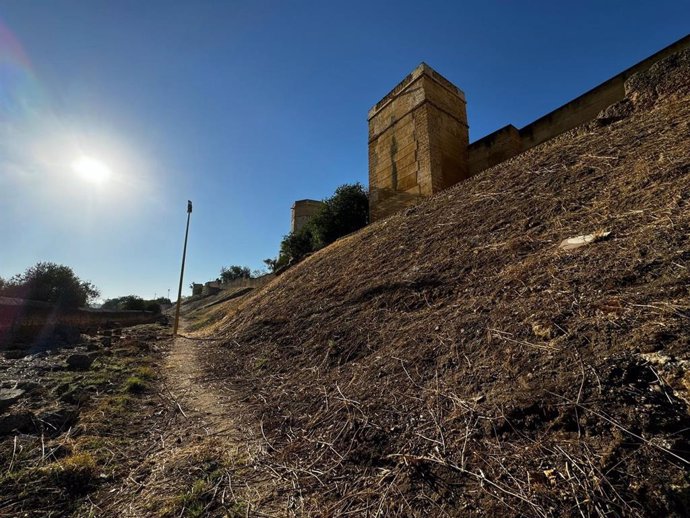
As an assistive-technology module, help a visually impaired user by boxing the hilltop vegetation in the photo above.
[266,182,369,270]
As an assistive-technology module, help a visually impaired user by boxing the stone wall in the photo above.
[370,35,690,219]
[0,297,157,345]
[218,274,275,291]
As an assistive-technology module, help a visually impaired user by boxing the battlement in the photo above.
[369,34,690,221]
[368,62,469,221]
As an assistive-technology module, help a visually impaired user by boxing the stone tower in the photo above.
[291,199,324,233]
[368,63,469,221]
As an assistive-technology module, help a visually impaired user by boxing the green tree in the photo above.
[265,183,369,269]
[0,262,99,308]
[101,297,122,310]
[102,295,166,312]
[219,265,251,283]
[119,295,146,311]
[279,226,316,263]
[310,183,369,247]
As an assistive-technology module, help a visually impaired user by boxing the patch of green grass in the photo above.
[123,376,147,393]
[135,366,156,380]
[49,452,98,494]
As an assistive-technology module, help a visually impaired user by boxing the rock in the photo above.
[3,350,27,360]
[559,230,611,251]
[0,388,25,413]
[87,341,101,351]
[59,387,89,405]
[65,353,96,371]
[54,383,72,396]
[0,412,34,436]
[16,381,41,394]
[38,407,78,436]
[626,48,690,110]
[100,336,112,347]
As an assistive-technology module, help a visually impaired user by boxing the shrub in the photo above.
[310,183,369,247]
[265,183,369,269]
[50,452,97,493]
[124,376,147,393]
[102,295,162,312]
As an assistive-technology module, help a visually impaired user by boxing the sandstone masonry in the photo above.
[368,64,469,221]
[369,35,690,220]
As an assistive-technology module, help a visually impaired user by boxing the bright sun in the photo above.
[72,156,112,183]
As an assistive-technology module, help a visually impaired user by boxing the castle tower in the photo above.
[368,63,469,221]
[291,199,324,233]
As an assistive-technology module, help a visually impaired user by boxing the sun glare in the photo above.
[72,156,112,183]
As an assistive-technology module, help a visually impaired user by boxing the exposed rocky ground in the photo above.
[0,324,171,516]
[199,50,690,516]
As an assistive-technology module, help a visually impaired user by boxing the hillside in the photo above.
[203,50,690,516]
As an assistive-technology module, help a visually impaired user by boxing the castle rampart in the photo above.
[370,34,690,220]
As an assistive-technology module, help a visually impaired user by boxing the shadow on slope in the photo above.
[205,50,690,517]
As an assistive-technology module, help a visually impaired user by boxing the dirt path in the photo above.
[165,332,239,436]
[97,323,281,517]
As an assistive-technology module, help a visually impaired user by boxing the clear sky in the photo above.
[1,1,688,301]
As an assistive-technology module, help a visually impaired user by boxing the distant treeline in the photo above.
[101,295,171,314]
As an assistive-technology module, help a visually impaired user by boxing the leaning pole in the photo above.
[173,200,193,336]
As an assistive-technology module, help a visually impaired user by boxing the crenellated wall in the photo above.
[369,34,690,220]
[368,63,469,221]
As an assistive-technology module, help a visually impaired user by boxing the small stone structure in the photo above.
[202,281,223,297]
[191,283,203,296]
[291,199,324,233]
[369,34,690,220]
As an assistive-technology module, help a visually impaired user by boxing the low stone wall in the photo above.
[467,125,521,175]
[0,297,157,346]
[219,274,275,291]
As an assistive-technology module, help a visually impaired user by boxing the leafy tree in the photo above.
[0,262,99,308]
[119,295,146,311]
[310,183,369,247]
[145,301,161,314]
[219,265,251,283]
[280,226,316,263]
[100,297,121,310]
[265,183,369,269]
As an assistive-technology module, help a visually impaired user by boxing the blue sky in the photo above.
[1,1,688,301]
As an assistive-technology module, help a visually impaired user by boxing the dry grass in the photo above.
[201,50,690,516]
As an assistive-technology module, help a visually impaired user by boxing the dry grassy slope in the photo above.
[207,50,690,517]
